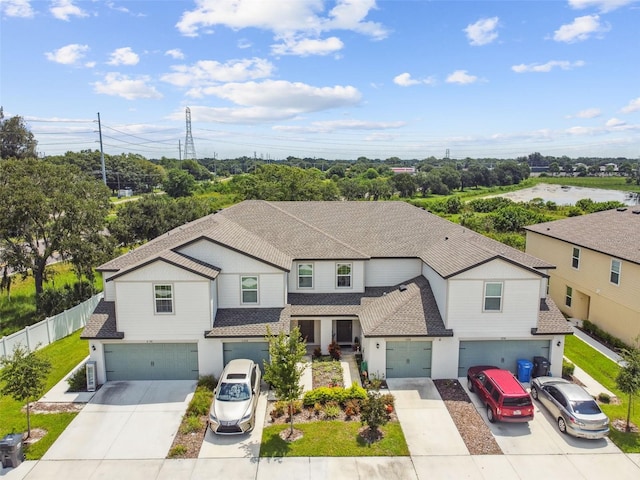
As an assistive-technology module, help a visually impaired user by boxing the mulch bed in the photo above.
[167,414,208,458]
[433,379,502,455]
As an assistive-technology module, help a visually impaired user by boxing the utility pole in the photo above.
[97,112,106,185]
[184,107,197,160]
[178,140,182,160]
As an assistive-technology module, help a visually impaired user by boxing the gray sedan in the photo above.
[530,377,609,439]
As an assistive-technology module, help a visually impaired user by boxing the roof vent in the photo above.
[617,207,627,212]
[399,284,408,292]
[444,236,448,241]
[633,210,640,215]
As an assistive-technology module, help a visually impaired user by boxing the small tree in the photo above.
[263,326,307,437]
[360,390,389,443]
[616,340,640,433]
[0,344,52,438]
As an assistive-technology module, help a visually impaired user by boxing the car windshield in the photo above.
[503,396,532,407]
[216,382,250,402]
[570,400,601,415]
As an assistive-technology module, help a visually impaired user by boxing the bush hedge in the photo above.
[302,382,367,407]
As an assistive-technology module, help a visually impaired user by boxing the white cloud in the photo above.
[553,15,609,43]
[165,49,185,60]
[107,47,140,66]
[45,43,89,65]
[446,70,478,85]
[1,0,34,17]
[606,117,626,127]
[273,119,405,134]
[621,97,640,113]
[196,80,361,110]
[464,17,499,46]
[568,0,635,12]
[393,72,436,87]
[511,60,586,73]
[161,58,274,88]
[570,108,602,118]
[50,0,88,21]
[176,0,388,42]
[271,36,344,56]
[93,73,162,100]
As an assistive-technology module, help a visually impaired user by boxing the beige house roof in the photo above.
[525,207,640,265]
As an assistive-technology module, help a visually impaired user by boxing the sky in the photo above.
[1,0,639,161]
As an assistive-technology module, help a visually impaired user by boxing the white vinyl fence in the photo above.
[0,292,103,358]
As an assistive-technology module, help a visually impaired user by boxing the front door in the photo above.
[297,320,315,343]
[336,320,352,344]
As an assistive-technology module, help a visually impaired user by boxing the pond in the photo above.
[490,183,640,206]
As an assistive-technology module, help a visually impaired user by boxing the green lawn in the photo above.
[0,262,102,336]
[0,330,89,458]
[261,421,409,457]
[564,335,640,452]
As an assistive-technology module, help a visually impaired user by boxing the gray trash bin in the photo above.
[0,434,24,468]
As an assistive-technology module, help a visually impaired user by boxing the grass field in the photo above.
[0,263,102,337]
[563,335,640,453]
[261,421,409,457]
[0,330,89,459]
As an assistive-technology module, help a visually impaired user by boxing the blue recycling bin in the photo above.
[517,359,533,383]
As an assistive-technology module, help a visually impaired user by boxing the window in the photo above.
[154,284,173,313]
[483,282,503,311]
[565,286,573,307]
[572,247,580,269]
[298,263,313,289]
[610,259,621,285]
[241,276,258,304]
[336,263,352,288]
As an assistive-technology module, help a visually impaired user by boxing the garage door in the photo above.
[223,342,270,372]
[458,340,550,377]
[386,341,432,378]
[104,343,199,381]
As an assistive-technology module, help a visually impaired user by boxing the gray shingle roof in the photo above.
[533,298,574,335]
[205,307,291,338]
[81,300,124,339]
[525,207,640,265]
[101,200,551,279]
[109,250,220,281]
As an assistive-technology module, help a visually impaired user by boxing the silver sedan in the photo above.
[530,377,609,439]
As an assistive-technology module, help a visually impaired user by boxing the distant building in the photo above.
[390,167,416,175]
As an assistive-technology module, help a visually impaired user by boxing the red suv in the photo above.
[467,365,534,423]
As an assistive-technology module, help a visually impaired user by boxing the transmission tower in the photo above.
[183,107,197,160]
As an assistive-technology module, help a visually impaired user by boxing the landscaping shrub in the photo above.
[598,392,611,404]
[186,386,213,416]
[581,320,630,351]
[66,363,87,392]
[197,374,217,391]
[168,445,187,457]
[323,401,342,419]
[312,346,322,358]
[562,359,575,378]
[179,415,202,434]
[302,382,367,407]
[380,393,395,408]
[343,398,361,417]
[361,391,389,436]
[328,341,341,360]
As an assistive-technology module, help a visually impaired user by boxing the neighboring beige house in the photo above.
[525,207,640,346]
[82,200,570,385]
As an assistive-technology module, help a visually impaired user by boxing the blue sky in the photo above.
[1,0,639,161]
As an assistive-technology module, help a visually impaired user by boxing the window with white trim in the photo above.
[610,259,621,285]
[154,284,174,314]
[565,286,573,307]
[571,247,580,269]
[241,276,258,304]
[298,263,313,289]
[483,282,503,311]
[336,263,352,288]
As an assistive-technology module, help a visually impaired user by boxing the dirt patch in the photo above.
[612,419,639,433]
[167,414,208,459]
[22,428,47,446]
[433,379,502,455]
[279,428,304,442]
[312,360,344,388]
[28,402,85,414]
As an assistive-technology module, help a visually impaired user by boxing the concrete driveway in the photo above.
[198,389,269,458]
[386,378,469,456]
[460,378,621,455]
[43,380,196,460]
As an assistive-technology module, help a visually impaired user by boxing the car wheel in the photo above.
[531,386,538,400]
[558,417,567,434]
[487,406,496,423]
[467,378,474,392]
